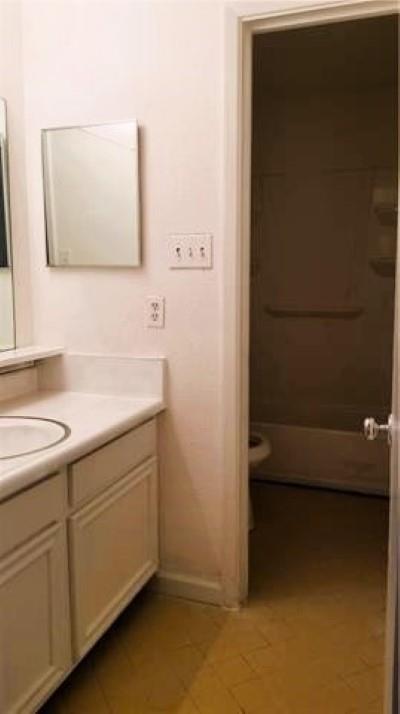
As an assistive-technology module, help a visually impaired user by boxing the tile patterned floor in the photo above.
[40,483,389,713]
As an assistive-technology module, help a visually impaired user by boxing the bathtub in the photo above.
[251,422,389,495]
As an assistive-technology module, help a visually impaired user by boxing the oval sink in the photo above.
[0,416,70,459]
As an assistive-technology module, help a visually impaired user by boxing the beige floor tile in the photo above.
[268,653,345,692]
[244,636,318,676]
[230,676,285,713]
[166,701,201,714]
[347,697,383,714]
[145,668,190,711]
[198,625,266,664]
[316,649,367,680]
[122,621,191,664]
[244,643,283,674]
[167,644,209,687]
[99,675,149,713]
[182,609,223,647]
[186,667,228,699]
[90,633,149,705]
[213,654,256,688]
[271,677,359,714]
[40,484,388,714]
[358,635,386,668]
[344,665,384,707]
[188,670,242,713]
[307,681,361,714]
[53,661,109,714]
[145,702,200,714]
[254,614,295,645]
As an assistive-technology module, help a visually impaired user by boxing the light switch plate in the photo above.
[145,296,165,328]
[167,233,213,269]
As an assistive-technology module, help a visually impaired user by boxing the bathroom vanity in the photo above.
[0,352,165,714]
[0,90,167,711]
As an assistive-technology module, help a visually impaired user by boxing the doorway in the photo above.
[227,6,399,713]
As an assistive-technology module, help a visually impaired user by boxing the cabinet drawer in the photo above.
[69,458,158,658]
[69,419,156,507]
[0,473,66,559]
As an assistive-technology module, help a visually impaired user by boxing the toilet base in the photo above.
[249,489,254,530]
[248,427,272,530]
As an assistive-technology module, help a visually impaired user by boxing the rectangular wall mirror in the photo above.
[42,121,140,267]
[0,97,15,351]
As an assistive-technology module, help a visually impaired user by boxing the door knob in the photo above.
[363,415,393,444]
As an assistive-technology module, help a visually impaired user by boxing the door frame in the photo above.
[222,0,399,706]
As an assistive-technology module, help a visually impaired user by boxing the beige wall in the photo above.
[250,19,397,432]
[19,0,224,588]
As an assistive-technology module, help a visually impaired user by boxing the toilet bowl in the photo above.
[249,431,271,468]
[248,428,271,530]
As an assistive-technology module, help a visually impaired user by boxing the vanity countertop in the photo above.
[0,390,165,502]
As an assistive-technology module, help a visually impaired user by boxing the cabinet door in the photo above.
[0,524,71,714]
[69,457,158,658]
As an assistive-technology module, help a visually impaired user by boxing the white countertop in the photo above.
[0,345,64,368]
[0,390,164,502]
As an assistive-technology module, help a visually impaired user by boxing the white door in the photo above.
[363,120,399,714]
[385,250,399,712]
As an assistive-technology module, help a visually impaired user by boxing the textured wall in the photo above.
[250,18,397,432]
[19,0,224,586]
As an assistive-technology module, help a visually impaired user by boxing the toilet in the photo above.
[249,430,271,468]
[248,428,271,529]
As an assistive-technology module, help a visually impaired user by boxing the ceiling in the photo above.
[253,15,398,91]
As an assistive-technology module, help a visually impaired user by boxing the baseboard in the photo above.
[152,569,223,606]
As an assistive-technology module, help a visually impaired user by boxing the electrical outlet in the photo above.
[167,234,213,269]
[145,296,165,328]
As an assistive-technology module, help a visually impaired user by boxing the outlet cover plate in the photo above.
[145,296,165,328]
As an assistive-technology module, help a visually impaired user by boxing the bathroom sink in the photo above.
[0,416,70,459]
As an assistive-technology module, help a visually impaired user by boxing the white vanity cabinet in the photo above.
[1,416,159,713]
[0,475,71,714]
[68,420,159,658]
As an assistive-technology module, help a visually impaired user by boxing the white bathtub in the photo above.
[251,422,389,495]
